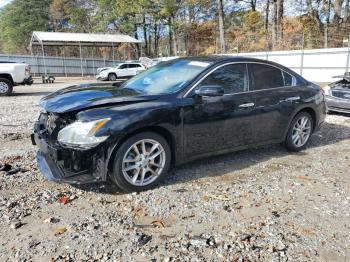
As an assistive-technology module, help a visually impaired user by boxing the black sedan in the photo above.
[32,57,326,192]
[324,72,350,113]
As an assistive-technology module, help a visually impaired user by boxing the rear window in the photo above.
[251,64,284,90]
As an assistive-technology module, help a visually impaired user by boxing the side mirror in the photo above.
[195,85,224,97]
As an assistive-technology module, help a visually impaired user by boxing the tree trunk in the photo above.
[277,0,283,41]
[265,0,270,33]
[168,17,175,56]
[217,0,225,53]
[324,0,330,48]
[345,0,350,22]
[173,17,178,56]
[148,31,152,57]
[250,0,257,11]
[154,23,159,57]
[306,0,324,46]
[333,0,343,24]
[265,0,270,49]
[134,21,140,58]
[272,0,278,48]
[143,15,148,57]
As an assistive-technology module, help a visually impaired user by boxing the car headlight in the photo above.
[323,85,331,96]
[58,118,110,149]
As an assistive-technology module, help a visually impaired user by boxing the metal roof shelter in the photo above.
[30,31,142,76]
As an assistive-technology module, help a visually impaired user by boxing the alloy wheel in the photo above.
[109,74,117,81]
[291,116,312,147]
[122,139,166,186]
[0,82,9,93]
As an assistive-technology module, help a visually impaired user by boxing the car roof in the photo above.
[177,55,281,65]
[120,61,142,64]
[176,55,301,76]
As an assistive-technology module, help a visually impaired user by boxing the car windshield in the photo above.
[121,59,211,95]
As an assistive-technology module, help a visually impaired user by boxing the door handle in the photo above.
[285,96,300,102]
[238,102,255,108]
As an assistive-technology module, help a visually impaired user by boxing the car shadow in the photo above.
[73,121,350,195]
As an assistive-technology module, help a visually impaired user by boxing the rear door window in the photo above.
[251,64,284,90]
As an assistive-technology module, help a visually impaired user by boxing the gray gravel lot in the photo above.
[0,82,350,261]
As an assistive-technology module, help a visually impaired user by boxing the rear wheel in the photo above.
[0,78,13,96]
[110,132,171,192]
[108,73,117,81]
[284,112,313,151]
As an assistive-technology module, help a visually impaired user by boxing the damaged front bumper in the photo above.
[326,96,350,114]
[31,129,110,185]
[96,75,108,81]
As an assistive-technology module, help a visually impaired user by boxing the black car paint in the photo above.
[33,57,326,184]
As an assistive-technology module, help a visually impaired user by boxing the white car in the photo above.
[0,61,33,96]
[96,62,146,81]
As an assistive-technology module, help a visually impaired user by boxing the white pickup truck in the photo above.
[0,61,33,96]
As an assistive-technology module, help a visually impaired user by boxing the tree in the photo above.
[217,0,225,53]
[345,0,350,22]
[271,0,284,48]
[333,0,344,25]
[49,0,73,31]
[0,0,51,53]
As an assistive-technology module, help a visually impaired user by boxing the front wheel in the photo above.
[284,112,313,152]
[0,78,13,96]
[108,73,117,81]
[110,132,171,192]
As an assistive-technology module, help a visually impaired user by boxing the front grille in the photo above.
[331,90,350,100]
[37,112,73,141]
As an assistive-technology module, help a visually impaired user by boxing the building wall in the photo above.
[225,47,350,82]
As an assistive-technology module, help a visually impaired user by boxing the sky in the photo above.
[0,0,12,9]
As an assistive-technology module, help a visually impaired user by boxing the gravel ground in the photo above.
[0,82,350,261]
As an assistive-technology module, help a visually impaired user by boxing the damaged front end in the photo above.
[32,112,111,184]
[325,73,350,113]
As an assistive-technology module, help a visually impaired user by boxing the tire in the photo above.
[284,112,314,152]
[110,132,171,192]
[108,73,117,81]
[0,78,13,96]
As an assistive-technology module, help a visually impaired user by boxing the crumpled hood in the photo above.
[40,83,159,113]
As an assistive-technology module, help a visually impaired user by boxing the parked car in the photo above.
[32,57,326,192]
[96,62,146,81]
[323,72,350,113]
[0,61,33,96]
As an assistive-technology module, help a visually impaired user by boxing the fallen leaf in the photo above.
[151,220,165,229]
[207,194,230,201]
[58,196,69,205]
[54,227,67,235]
[44,217,59,224]
[297,175,315,181]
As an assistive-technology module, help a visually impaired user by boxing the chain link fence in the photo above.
[0,53,121,77]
